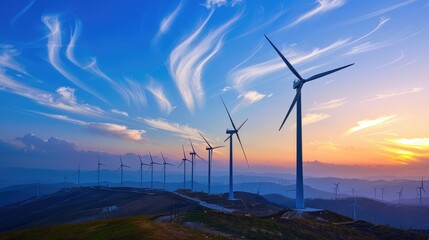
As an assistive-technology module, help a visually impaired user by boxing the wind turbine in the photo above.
[138,154,150,189]
[373,187,377,200]
[119,156,130,187]
[160,152,174,190]
[265,35,354,209]
[417,177,425,205]
[397,187,403,204]
[178,145,191,189]
[149,151,161,189]
[381,186,385,202]
[197,130,224,194]
[73,164,81,187]
[97,157,106,186]
[189,138,204,191]
[351,188,355,198]
[221,97,249,200]
[333,183,340,199]
[348,196,363,220]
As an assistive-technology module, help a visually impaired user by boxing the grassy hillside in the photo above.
[0,215,225,240]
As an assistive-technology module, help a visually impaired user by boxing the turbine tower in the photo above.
[221,97,249,200]
[397,187,403,204]
[265,35,354,209]
[119,156,130,187]
[97,157,106,186]
[348,196,363,220]
[149,151,161,189]
[198,130,224,194]
[333,183,340,199]
[160,152,174,190]
[417,177,425,205]
[138,154,150,189]
[74,164,80,187]
[381,186,385,202]
[178,145,190,190]
[189,138,204,191]
[373,187,377,200]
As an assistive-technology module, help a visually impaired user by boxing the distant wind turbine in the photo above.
[197,130,224,194]
[333,183,340,199]
[189,138,204,191]
[221,97,249,200]
[178,145,191,190]
[373,187,377,200]
[265,35,354,209]
[417,177,425,205]
[381,186,385,202]
[348,196,363,220]
[160,152,174,190]
[149,151,161,189]
[351,188,355,198]
[138,154,150,189]
[397,187,404,204]
[119,156,130,187]
[97,157,106,186]
[73,164,81,187]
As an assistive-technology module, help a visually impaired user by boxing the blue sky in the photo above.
[1,0,428,177]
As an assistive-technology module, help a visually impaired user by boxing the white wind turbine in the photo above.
[178,145,191,190]
[138,154,150,189]
[221,97,249,200]
[160,152,174,190]
[97,157,106,186]
[265,35,354,209]
[189,138,204,191]
[197,130,224,194]
[119,156,130,187]
[149,151,161,189]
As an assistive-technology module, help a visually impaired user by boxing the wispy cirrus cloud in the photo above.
[302,113,330,126]
[348,0,416,24]
[153,1,183,43]
[311,97,346,110]
[42,15,106,102]
[0,70,105,117]
[37,112,145,142]
[229,38,349,91]
[10,0,35,28]
[202,0,242,9]
[377,137,429,163]
[346,41,388,55]
[66,19,83,67]
[309,140,340,151]
[286,0,345,28]
[169,10,241,112]
[146,80,175,115]
[0,45,27,74]
[111,109,129,117]
[141,117,203,142]
[345,115,397,136]
[376,50,404,69]
[365,87,423,102]
[232,90,272,112]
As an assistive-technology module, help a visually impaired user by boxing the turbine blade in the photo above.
[235,132,249,168]
[166,163,175,166]
[196,153,205,161]
[224,135,231,143]
[178,161,184,168]
[182,145,186,159]
[212,145,224,149]
[160,152,166,164]
[124,165,130,168]
[237,118,248,131]
[189,138,196,153]
[138,154,143,164]
[264,35,303,81]
[279,83,303,131]
[305,63,354,82]
[149,151,153,163]
[197,130,212,148]
[221,97,237,131]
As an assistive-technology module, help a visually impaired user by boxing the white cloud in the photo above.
[37,112,145,142]
[348,0,416,24]
[345,115,397,136]
[42,15,106,102]
[202,0,242,9]
[229,38,349,91]
[287,0,345,28]
[169,10,241,112]
[302,113,330,126]
[10,0,35,27]
[233,90,272,112]
[153,1,183,43]
[365,87,423,101]
[111,109,129,117]
[0,45,26,74]
[141,117,203,142]
[146,80,175,115]
[311,97,346,110]
[376,50,404,69]
[346,41,387,55]
[66,19,83,67]
[0,71,105,117]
